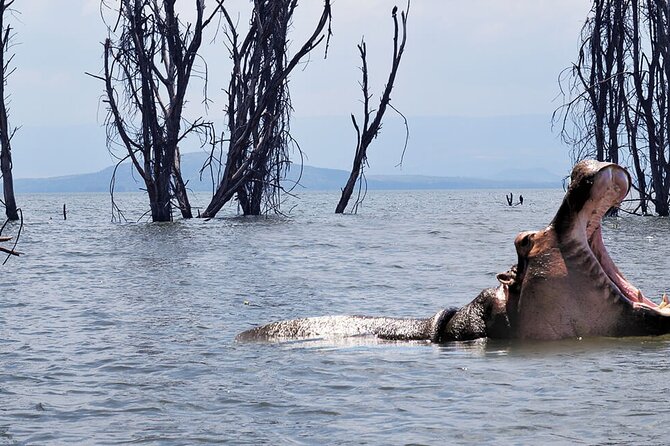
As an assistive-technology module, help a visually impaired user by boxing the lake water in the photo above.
[1,189,670,445]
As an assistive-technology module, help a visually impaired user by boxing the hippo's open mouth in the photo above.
[589,218,669,312]
[559,162,668,315]
[584,166,670,315]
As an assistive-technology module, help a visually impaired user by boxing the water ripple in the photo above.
[1,190,669,444]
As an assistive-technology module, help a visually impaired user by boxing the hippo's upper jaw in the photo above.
[512,160,670,340]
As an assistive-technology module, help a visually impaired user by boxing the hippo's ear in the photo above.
[496,271,515,286]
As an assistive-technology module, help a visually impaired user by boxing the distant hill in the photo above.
[11,152,562,194]
[10,114,572,181]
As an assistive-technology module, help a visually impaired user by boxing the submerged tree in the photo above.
[97,0,220,222]
[0,0,18,221]
[335,3,409,214]
[557,0,670,216]
[200,0,332,218]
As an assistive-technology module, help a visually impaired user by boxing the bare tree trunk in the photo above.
[336,3,409,214]
[0,0,17,221]
[626,96,649,214]
[172,148,192,219]
[0,126,16,221]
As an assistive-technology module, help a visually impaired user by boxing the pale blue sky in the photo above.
[8,0,592,178]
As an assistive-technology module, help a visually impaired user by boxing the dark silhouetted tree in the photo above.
[335,2,409,214]
[0,0,18,221]
[200,0,332,218]
[557,0,670,216]
[97,0,220,222]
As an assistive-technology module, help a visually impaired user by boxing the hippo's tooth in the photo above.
[596,274,609,290]
[659,293,669,309]
[609,283,621,299]
[609,287,622,303]
[586,258,601,279]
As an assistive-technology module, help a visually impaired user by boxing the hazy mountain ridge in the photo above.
[11,152,562,194]
[11,114,571,181]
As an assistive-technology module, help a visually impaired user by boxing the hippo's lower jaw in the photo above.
[580,168,664,314]
[591,225,667,314]
[583,217,670,336]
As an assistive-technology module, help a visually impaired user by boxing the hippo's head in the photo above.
[508,160,670,340]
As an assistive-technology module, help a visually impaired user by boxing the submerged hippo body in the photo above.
[237,160,670,343]
[236,283,514,343]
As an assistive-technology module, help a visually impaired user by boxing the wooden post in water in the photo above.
[63,204,67,220]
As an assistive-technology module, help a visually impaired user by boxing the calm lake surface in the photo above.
[1,189,670,445]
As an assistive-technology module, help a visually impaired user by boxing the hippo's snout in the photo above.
[593,164,630,205]
[610,165,631,199]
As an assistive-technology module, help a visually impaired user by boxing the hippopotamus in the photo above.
[237,160,670,343]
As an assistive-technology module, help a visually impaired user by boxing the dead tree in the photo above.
[96,0,220,222]
[0,0,17,221]
[555,1,627,165]
[556,0,670,216]
[200,0,332,218]
[335,3,409,214]
[632,0,670,216]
